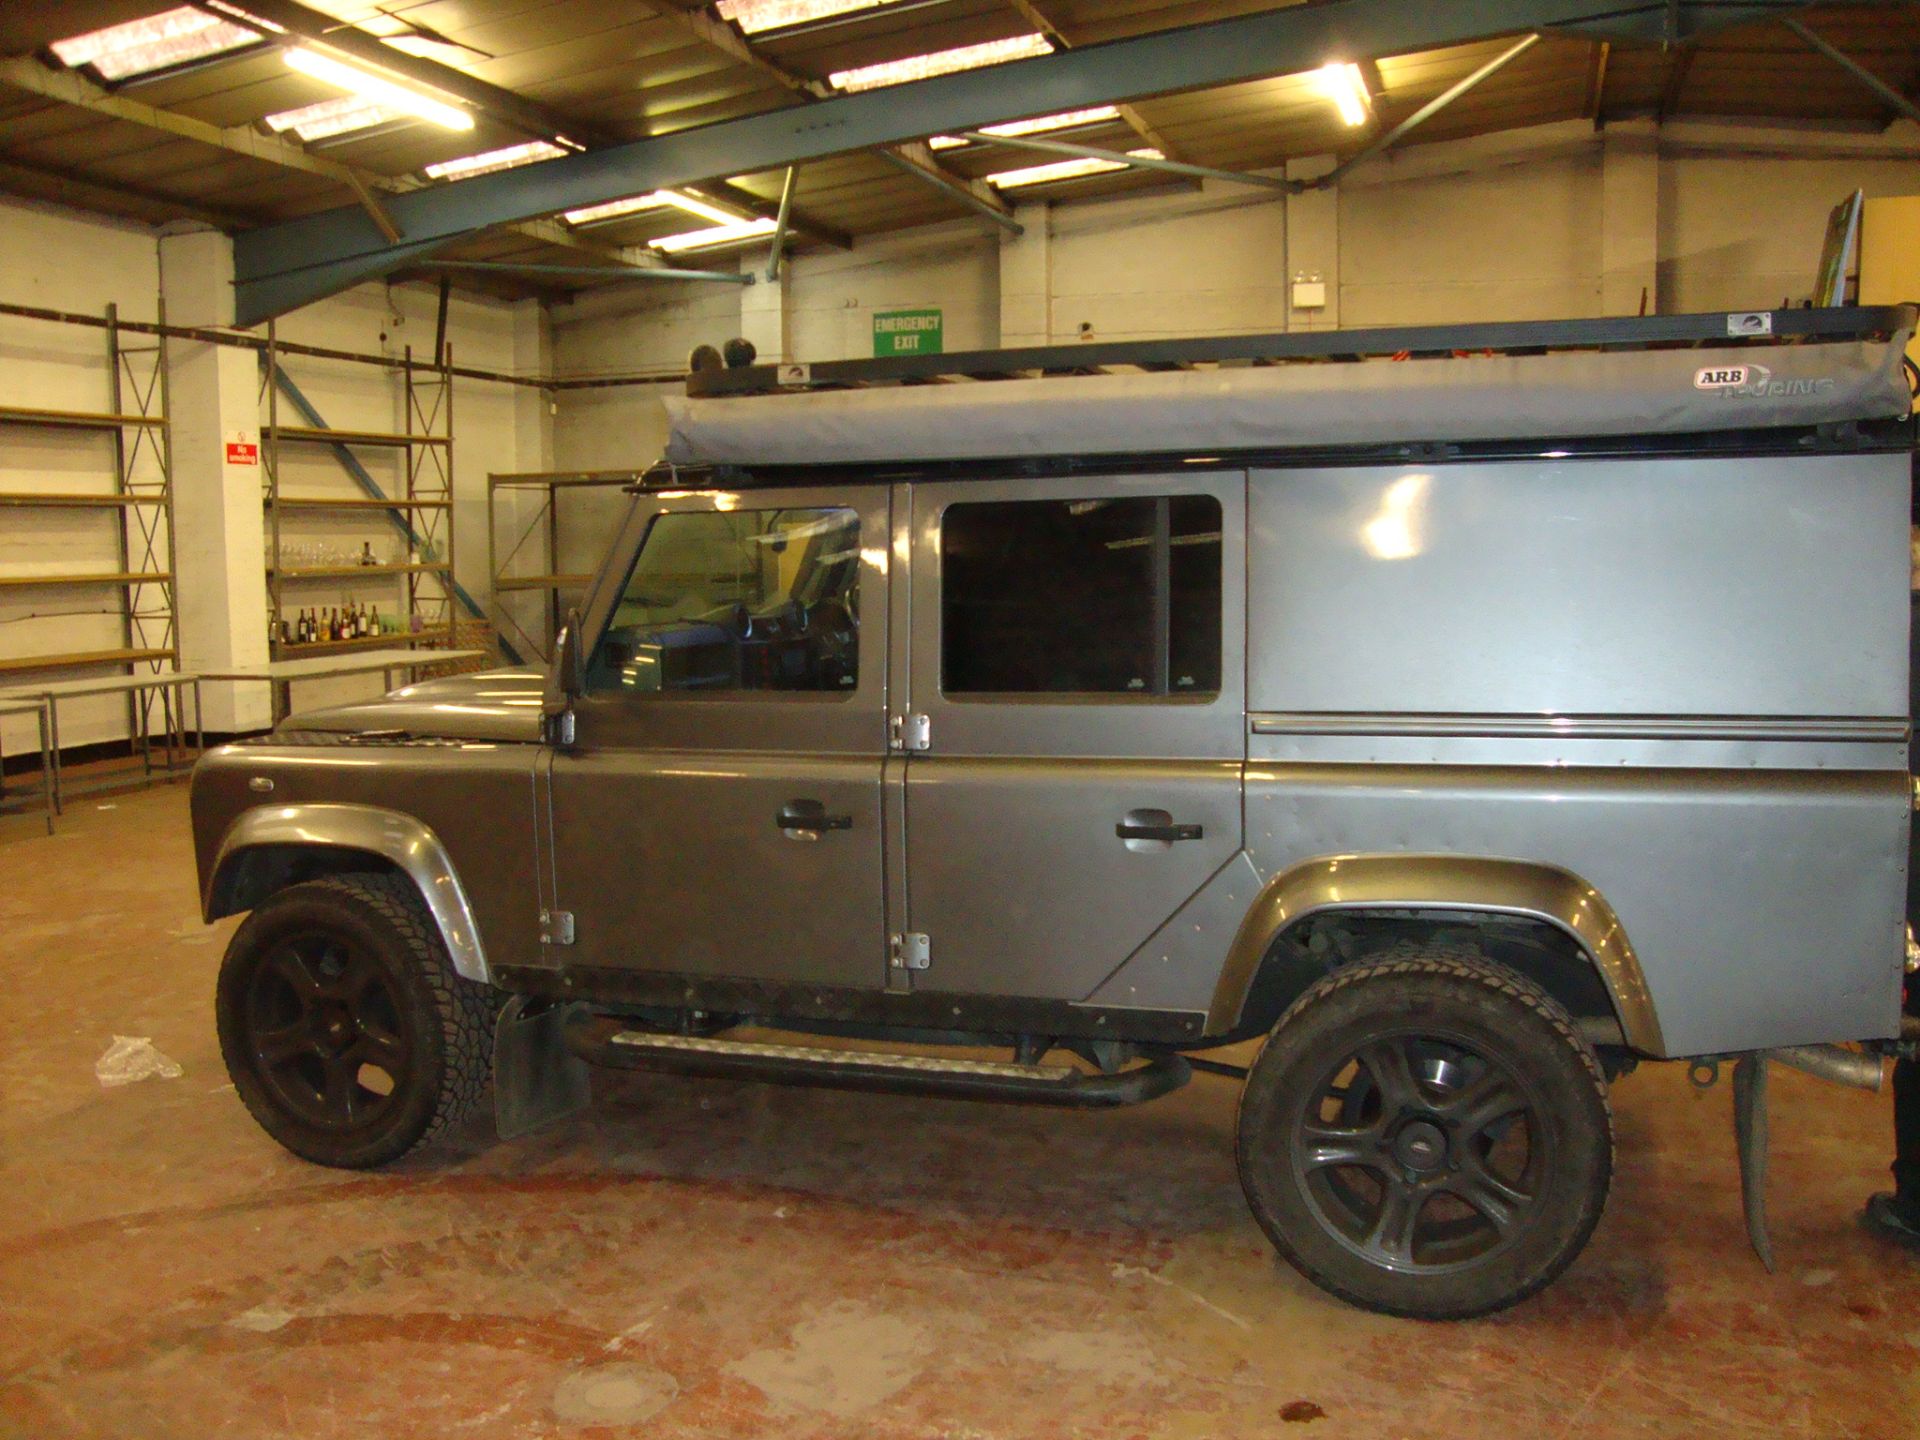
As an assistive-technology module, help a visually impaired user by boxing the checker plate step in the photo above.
[563,1012,1190,1109]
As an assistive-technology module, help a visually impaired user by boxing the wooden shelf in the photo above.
[273,632,452,657]
[0,403,166,432]
[268,495,451,511]
[0,646,173,676]
[0,491,161,507]
[267,562,451,580]
[496,573,595,591]
[267,425,450,449]
[0,571,171,589]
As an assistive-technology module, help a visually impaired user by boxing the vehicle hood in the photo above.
[277,665,547,743]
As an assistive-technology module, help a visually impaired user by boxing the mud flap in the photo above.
[1732,1053,1775,1273]
[494,996,592,1140]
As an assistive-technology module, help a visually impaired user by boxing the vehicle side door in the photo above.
[545,484,891,990]
[900,472,1247,1002]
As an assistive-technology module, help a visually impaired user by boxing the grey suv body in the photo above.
[191,307,1919,1319]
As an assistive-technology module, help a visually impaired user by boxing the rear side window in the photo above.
[940,495,1222,697]
[588,507,861,694]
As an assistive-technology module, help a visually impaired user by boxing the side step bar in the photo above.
[563,1012,1191,1108]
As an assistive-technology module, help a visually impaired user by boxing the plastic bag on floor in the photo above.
[95,1035,183,1087]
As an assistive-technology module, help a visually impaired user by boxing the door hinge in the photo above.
[890,932,930,971]
[890,713,931,752]
[540,908,575,945]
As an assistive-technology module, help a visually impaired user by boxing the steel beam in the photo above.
[230,0,1818,322]
[766,166,798,281]
[881,143,1020,228]
[883,146,1029,232]
[1782,15,1920,129]
[637,1,1009,228]
[956,132,1292,190]
[1317,33,1545,188]
[428,260,754,284]
[999,0,1188,159]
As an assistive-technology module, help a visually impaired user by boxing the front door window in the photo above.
[589,506,862,695]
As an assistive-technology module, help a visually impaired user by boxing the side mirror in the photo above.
[542,606,585,744]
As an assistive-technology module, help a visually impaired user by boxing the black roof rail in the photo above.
[686,305,1918,399]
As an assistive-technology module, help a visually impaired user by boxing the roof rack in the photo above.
[687,305,1917,399]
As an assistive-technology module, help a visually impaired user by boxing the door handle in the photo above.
[1115,820,1204,842]
[776,799,853,837]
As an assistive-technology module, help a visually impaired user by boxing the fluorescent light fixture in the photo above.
[1316,62,1372,127]
[652,218,780,253]
[283,46,473,131]
[50,6,264,80]
[830,34,1051,94]
[716,0,903,33]
[986,147,1161,190]
[266,94,408,142]
[564,189,741,227]
[425,140,567,180]
[930,106,1124,150]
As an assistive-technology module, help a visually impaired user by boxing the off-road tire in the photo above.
[1235,946,1613,1320]
[216,873,495,1168]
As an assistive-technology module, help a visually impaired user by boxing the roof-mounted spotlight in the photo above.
[1316,62,1372,127]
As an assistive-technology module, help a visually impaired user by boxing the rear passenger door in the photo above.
[900,473,1246,1002]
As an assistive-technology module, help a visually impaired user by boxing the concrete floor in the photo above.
[1,779,1916,1440]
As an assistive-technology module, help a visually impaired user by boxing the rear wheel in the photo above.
[215,873,494,1168]
[1236,948,1613,1319]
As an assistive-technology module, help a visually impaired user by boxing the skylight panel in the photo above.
[424,141,568,181]
[929,106,1123,150]
[265,94,408,142]
[652,218,780,253]
[716,0,904,34]
[986,148,1162,190]
[50,6,264,81]
[564,190,739,228]
[830,34,1051,94]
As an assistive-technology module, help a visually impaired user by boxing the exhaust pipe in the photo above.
[1767,1043,1884,1092]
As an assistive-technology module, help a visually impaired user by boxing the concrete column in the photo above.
[1601,119,1660,316]
[997,204,1050,348]
[739,252,788,363]
[159,228,272,733]
[510,299,553,474]
[1284,156,1336,331]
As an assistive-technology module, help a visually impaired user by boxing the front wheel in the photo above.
[1236,948,1613,1320]
[215,873,495,1168]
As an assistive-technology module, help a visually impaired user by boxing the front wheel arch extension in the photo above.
[203,804,491,985]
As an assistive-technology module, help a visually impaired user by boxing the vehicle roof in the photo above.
[664,307,1916,469]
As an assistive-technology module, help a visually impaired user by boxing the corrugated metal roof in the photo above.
[1,1,1916,303]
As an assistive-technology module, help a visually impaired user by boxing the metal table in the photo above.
[198,648,488,724]
[0,698,55,834]
[0,671,203,813]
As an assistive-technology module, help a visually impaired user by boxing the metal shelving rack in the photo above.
[0,302,177,686]
[262,325,458,658]
[488,469,640,661]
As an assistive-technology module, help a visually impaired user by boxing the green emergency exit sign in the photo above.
[873,308,943,357]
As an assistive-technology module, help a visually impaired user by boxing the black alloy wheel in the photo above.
[1237,948,1614,1320]
[241,930,412,1133]
[216,873,494,1168]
